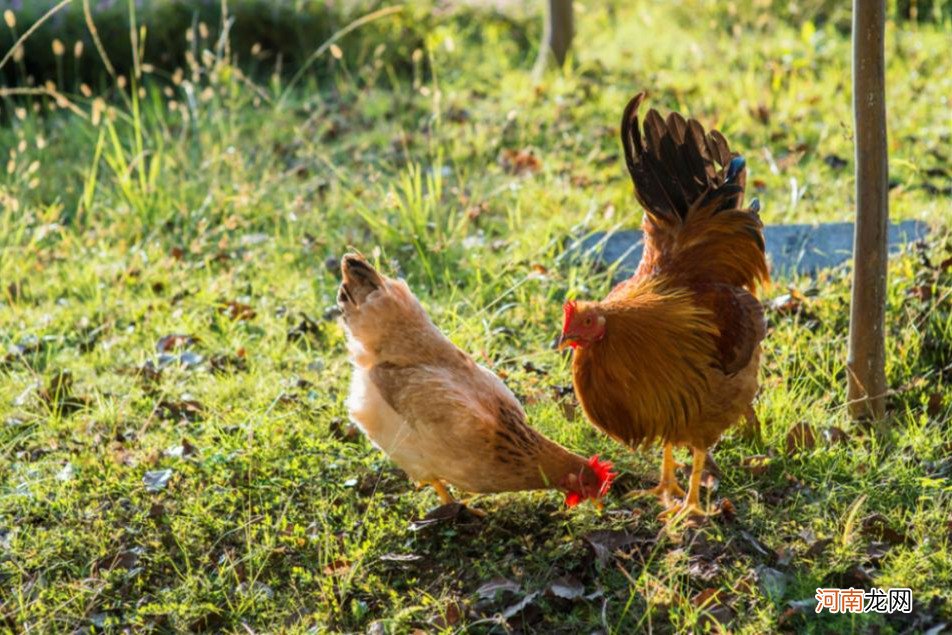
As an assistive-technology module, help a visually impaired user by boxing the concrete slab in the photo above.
[564,220,929,280]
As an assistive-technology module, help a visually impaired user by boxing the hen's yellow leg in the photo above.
[659,447,710,520]
[630,443,685,502]
[427,480,456,505]
[425,480,487,517]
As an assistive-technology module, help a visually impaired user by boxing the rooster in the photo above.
[337,253,615,512]
[558,93,769,518]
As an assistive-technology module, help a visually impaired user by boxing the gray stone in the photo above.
[564,220,928,281]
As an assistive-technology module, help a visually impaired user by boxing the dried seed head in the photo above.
[52,39,65,56]
[3,10,15,28]
[74,40,83,58]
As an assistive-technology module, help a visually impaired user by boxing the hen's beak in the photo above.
[556,333,575,351]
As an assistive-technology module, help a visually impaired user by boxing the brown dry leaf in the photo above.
[822,426,850,445]
[861,513,908,546]
[717,497,736,522]
[156,334,196,352]
[785,422,816,455]
[499,148,542,176]
[768,290,806,316]
[907,285,934,301]
[432,600,463,629]
[156,399,204,423]
[804,537,832,559]
[741,454,770,475]
[218,300,256,321]
[287,313,322,343]
[322,558,350,576]
[926,392,944,417]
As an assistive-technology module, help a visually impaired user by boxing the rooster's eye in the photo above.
[584,317,592,326]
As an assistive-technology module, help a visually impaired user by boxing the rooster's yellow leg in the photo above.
[659,447,710,520]
[630,443,685,501]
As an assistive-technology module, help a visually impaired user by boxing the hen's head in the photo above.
[558,300,606,350]
[560,455,616,507]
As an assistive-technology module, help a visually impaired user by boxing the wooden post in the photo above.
[534,0,573,75]
[847,0,889,426]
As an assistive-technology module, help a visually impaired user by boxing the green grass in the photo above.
[1,1,950,632]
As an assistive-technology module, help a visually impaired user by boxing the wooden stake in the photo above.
[848,0,889,426]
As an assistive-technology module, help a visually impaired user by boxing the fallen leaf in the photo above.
[322,558,350,576]
[208,353,248,375]
[804,537,832,558]
[408,502,482,531]
[717,497,736,521]
[501,591,539,621]
[143,469,173,492]
[756,565,789,601]
[741,454,770,475]
[156,399,204,423]
[927,392,944,418]
[822,426,850,445]
[378,553,422,564]
[287,314,322,343]
[218,300,256,321]
[431,599,463,629]
[582,530,648,565]
[865,541,892,566]
[823,154,848,170]
[329,417,361,443]
[548,575,584,600]
[824,564,874,589]
[785,422,816,455]
[499,148,542,176]
[907,285,934,301]
[862,513,908,545]
[475,577,520,599]
[156,334,196,352]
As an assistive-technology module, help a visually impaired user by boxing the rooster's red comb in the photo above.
[587,454,616,497]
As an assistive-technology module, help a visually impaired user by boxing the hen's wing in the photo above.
[369,362,545,460]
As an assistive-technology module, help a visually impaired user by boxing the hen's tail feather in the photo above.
[339,252,384,306]
[621,92,769,290]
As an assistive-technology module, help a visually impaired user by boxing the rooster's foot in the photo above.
[629,480,686,501]
[657,500,713,521]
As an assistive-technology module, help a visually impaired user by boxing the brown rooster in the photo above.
[337,253,615,513]
[558,93,769,518]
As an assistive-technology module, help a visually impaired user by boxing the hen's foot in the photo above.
[460,503,487,518]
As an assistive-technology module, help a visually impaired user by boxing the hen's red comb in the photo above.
[587,454,616,497]
[562,300,578,331]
